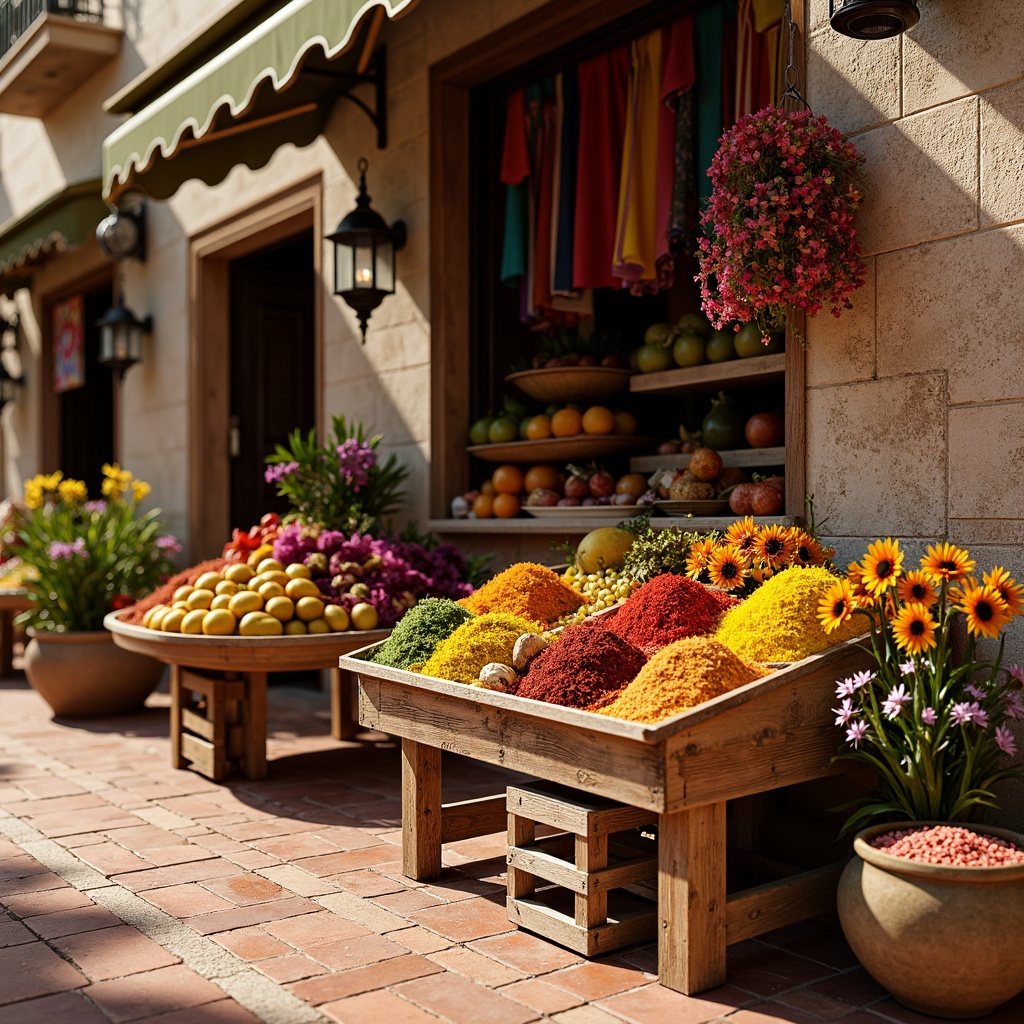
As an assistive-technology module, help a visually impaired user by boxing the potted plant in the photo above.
[17,465,179,716]
[819,540,1024,1018]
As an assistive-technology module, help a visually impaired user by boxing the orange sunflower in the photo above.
[896,570,938,608]
[859,538,904,597]
[752,524,796,569]
[956,579,1012,640]
[707,544,749,591]
[818,579,856,634]
[845,560,870,601]
[790,529,827,568]
[685,538,717,580]
[890,601,937,655]
[983,567,1024,619]
[921,542,974,583]
[724,517,758,553]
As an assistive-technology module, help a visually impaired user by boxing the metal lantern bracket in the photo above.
[780,0,809,111]
[829,0,920,40]
[306,46,389,149]
[96,195,147,262]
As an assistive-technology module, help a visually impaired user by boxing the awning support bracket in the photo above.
[304,46,388,149]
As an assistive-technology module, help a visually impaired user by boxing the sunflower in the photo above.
[724,517,758,552]
[845,560,871,601]
[891,601,937,655]
[790,529,827,567]
[983,567,1024,619]
[818,579,856,634]
[921,542,974,583]
[859,538,903,597]
[707,544,749,591]
[752,524,796,568]
[685,538,717,580]
[956,580,1012,640]
[896,570,938,608]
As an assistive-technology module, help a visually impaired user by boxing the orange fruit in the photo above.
[524,464,562,493]
[551,408,583,437]
[480,479,496,496]
[472,493,494,518]
[614,410,638,435]
[581,406,616,435]
[492,493,521,518]
[615,473,648,498]
[525,414,552,440]
[492,465,525,495]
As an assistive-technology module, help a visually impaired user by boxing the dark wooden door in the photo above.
[59,286,114,496]
[228,230,315,532]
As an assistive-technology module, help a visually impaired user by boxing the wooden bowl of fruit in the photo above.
[506,365,633,405]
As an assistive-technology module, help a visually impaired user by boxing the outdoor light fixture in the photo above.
[830,0,919,39]
[0,315,22,412]
[96,195,146,262]
[96,278,151,379]
[327,157,406,342]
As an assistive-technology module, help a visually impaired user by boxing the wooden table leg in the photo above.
[402,738,442,880]
[0,609,13,678]
[241,671,268,780]
[169,664,186,769]
[658,802,727,995]
[330,668,358,740]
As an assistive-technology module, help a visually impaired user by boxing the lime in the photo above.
[469,416,494,445]
[636,343,674,374]
[705,329,736,363]
[672,332,706,368]
[488,416,519,444]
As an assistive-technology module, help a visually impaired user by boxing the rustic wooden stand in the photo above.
[105,611,389,780]
[0,589,33,677]
[343,636,871,995]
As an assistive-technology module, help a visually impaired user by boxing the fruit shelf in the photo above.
[629,352,785,396]
[506,366,633,404]
[467,435,658,464]
[428,516,799,536]
[630,446,785,473]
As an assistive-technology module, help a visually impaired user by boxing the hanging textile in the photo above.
[552,66,579,295]
[695,2,727,207]
[499,89,529,287]
[753,0,786,105]
[572,45,630,291]
[528,79,556,315]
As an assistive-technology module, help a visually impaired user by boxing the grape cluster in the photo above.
[556,567,639,627]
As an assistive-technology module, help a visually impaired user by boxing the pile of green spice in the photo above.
[420,612,538,685]
[714,566,863,663]
[369,598,475,671]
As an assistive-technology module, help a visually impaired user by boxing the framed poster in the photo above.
[53,295,86,394]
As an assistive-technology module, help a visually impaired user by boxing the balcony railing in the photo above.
[0,0,103,62]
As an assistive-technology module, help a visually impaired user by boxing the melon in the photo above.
[575,527,636,575]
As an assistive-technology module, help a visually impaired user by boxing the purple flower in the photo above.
[996,725,1018,757]
[969,702,990,729]
[850,670,875,690]
[964,682,986,700]
[1005,692,1024,720]
[156,535,181,555]
[336,439,376,492]
[845,720,869,748]
[49,538,86,561]
[951,702,974,727]
[84,500,107,514]
[882,684,910,719]
[835,677,857,698]
[899,660,916,676]
[1009,665,1024,685]
[832,697,855,726]
[921,707,937,725]
[265,461,299,485]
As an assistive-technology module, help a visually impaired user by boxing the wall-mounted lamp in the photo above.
[327,158,406,343]
[96,277,151,379]
[96,195,146,262]
[0,315,22,412]
[830,0,919,39]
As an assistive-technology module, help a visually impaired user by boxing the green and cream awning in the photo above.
[101,0,417,202]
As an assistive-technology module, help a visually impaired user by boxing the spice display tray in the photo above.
[523,504,648,519]
[653,500,731,516]
[342,634,872,996]
[467,435,657,464]
[506,366,633,404]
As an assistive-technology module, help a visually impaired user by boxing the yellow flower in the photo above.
[41,471,63,491]
[752,524,796,568]
[102,462,133,485]
[818,579,855,634]
[921,542,974,584]
[982,567,1024,619]
[859,538,903,597]
[131,480,151,503]
[789,529,826,568]
[724,516,758,553]
[896,570,938,608]
[101,477,123,500]
[57,479,88,504]
[23,484,43,510]
[891,601,937,655]
[956,580,1012,640]
[685,538,716,580]
[707,544,749,591]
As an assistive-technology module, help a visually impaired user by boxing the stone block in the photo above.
[949,402,1024,522]
[375,364,432,444]
[875,225,1024,404]
[806,256,876,387]
[807,27,900,136]
[855,97,978,255]
[425,0,496,64]
[903,4,1024,113]
[981,79,1024,227]
[805,373,947,537]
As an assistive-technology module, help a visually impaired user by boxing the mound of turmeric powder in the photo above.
[458,562,584,626]
[599,636,762,724]
[420,612,538,685]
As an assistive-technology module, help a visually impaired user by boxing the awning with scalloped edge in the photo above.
[101,0,417,202]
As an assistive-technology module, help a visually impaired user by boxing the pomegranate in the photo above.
[750,482,784,516]
[657,439,681,455]
[557,497,580,507]
[564,475,590,500]
[745,412,785,448]
[688,448,724,482]
[729,483,757,515]
[526,488,560,507]
[589,471,616,498]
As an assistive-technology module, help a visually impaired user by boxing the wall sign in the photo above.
[53,294,85,394]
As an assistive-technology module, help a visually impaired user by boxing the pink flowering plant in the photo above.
[264,416,408,535]
[818,539,1024,833]
[697,106,868,339]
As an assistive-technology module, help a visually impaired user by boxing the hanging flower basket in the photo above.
[697,106,868,340]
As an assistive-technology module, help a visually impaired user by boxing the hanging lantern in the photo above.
[327,157,406,342]
[829,0,919,39]
[96,278,151,379]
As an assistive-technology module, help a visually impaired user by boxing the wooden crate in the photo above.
[171,666,251,782]
[507,781,657,956]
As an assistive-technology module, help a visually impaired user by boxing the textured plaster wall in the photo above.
[805,0,1024,826]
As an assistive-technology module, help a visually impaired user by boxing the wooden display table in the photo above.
[342,636,872,996]
[0,588,33,677]
[106,611,389,779]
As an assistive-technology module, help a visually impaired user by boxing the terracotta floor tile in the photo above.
[725,1006,822,1024]
[116,858,239,892]
[0,940,88,1003]
[331,868,407,898]
[0,854,54,881]
[470,929,584,974]
[1,886,93,917]
[0,838,25,858]
[784,968,887,1014]
[252,832,341,860]
[388,925,455,954]
[757,920,861,972]
[288,953,443,1004]
[15,778,87,799]
[253,952,327,983]
[504,978,587,1015]
[25,903,123,939]
[51,923,179,980]
[201,873,289,906]
[140,998,262,1023]
[16,795,106,816]
[218,818,322,841]
[137,844,220,867]
[428,945,527,987]
[264,910,370,947]
[185,896,318,935]
[68,842,153,875]
[396,970,539,1024]
[54,831,109,848]
[408,895,514,942]
[212,926,293,961]
[321,988,442,1024]
[308,932,410,971]
[422,874,505,903]
[548,959,649,1000]
[0,919,35,947]
[727,942,838,997]
[299,846,402,876]
[142,882,237,918]
[551,1006,627,1024]
[0,871,70,897]
[371,888,445,915]
[31,808,141,837]
[597,982,759,1024]
[0,989,109,1023]
[864,996,1024,1024]
[85,963,225,1022]
[311,825,385,851]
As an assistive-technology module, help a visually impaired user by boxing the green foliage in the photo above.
[621,524,711,583]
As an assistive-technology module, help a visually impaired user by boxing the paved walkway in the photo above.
[0,670,1021,1024]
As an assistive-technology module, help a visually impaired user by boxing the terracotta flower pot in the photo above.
[24,628,165,717]
[837,821,1024,1019]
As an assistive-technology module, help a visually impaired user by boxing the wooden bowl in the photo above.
[506,366,632,404]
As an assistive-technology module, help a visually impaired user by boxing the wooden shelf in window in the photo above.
[428,516,798,536]
[630,447,785,473]
[629,353,786,396]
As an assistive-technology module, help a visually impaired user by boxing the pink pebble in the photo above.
[869,825,1024,866]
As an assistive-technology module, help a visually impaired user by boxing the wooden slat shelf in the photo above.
[428,516,798,536]
[629,353,786,395]
[631,447,786,472]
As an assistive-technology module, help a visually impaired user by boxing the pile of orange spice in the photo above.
[459,562,584,626]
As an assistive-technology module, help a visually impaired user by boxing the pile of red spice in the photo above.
[515,625,645,710]
[119,559,229,624]
[595,574,738,655]
[870,825,1024,867]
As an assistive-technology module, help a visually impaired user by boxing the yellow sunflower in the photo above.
[724,517,758,552]
[891,601,937,655]
[859,538,903,597]
[707,544,749,591]
[921,542,974,583]
[752,524,796,568]
[845,560,871,602]
[789,529,826,567]
[818,579,856,634]
[983,567,1024,619]
[685,538,716,580]
[896,570,938,608]
[956,580,1012,640]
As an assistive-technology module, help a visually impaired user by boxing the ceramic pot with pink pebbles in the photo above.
[838,821,1024,1019]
